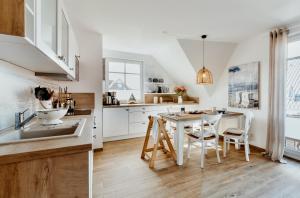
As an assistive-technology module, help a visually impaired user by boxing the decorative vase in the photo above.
[178,96,183,104]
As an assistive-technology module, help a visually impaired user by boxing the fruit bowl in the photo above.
[36,108,68,125]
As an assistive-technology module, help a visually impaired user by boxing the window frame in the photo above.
[105,57,144,103]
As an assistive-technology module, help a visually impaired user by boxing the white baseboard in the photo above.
[103,133,146,142]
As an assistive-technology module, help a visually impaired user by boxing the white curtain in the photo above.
[266,29,288,162]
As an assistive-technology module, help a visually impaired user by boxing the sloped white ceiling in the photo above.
[178,39,236,95]
[62,0,300,100]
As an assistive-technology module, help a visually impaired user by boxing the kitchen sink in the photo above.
[0,118,86,145]
[20,125,78,139]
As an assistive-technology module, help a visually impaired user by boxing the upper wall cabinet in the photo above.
[36,0,58,58]
[0,0,79,81]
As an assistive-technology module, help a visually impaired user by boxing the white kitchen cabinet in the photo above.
[0,0,79,80]
[103,108,129,138]
[68,28,80,79]
[102,104,199,141]
[129,122,148,135]
[36,0,58,59]
[25,0,35,44]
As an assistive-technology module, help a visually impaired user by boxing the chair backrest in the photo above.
[203,114,222,133]
[244,111,254,135]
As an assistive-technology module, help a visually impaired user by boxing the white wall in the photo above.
[59,30,103,149]
[0,61,58,130]
[226,32,269,149]
[178,39,236,103]
[103,49,176,92]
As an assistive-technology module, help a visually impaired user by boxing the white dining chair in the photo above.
[186,114,222,168]
[223,111,254,161]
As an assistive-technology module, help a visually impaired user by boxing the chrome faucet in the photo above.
[15,109,36,130]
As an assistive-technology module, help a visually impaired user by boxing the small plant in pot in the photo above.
[35,86,54,109]
[174,86,187,104]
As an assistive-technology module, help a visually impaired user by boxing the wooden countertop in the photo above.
[103,102,199,108]
[0,115,93,165]
[160,111,244,122]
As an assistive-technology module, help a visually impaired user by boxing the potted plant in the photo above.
[174,86,187,104]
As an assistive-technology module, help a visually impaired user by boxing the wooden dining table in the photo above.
[159,111,244,165]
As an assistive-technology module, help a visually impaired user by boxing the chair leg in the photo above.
[216,139,221,163]
[245,139,250,162]
[200,141,205,168]
[187,138,191,159]
[247,141,251,154]
[223,137,227,157]
[235,139,240,150]
[227,139,230,152]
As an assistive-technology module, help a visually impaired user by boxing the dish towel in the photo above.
[152,117,160,142]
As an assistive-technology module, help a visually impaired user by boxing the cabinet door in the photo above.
[57,1,70,67]
[68,28,79,78]
[25,0,35,43]
[36,0,58,56]
[103,108,129,137]
[60,10,69,65]
[129,122,147,134]
[129,111,149,123]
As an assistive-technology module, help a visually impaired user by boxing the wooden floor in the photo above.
[93,138,300,198]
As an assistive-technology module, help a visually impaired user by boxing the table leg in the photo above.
[176,121,184,165]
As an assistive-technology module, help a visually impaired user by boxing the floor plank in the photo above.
[93,138,300,198]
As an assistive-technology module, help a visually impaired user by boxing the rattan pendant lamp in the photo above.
[197,35,213,84]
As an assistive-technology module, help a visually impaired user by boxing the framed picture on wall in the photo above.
[228,61,260,109]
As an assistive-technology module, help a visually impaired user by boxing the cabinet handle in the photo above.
[70,68,74,71]
[58,55,64,60]
[125,109,129,111]
[93,135,96,139]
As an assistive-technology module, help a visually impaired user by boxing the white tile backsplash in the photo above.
[0,60,58,130]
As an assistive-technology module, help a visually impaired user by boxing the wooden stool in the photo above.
[141,116,177,168]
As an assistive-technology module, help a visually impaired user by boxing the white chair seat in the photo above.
[223,128,244,136]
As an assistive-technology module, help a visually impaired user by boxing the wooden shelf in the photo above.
[144,82,173,85]
[144,93,176,95]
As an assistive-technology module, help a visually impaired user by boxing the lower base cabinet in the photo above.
[129,122,147,135]
[0,151,92,198]
[102,105,199,141]
[103,108,129,138]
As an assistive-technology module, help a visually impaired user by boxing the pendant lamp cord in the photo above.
[202,36,205,69]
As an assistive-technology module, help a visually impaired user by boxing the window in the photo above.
[105,58,143,102]
[285,37,300,160]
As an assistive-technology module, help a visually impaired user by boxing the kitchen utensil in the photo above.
[153,78,158,83]
[157,86,162,93]
[36,108,68,125]
[158,78,164,83]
